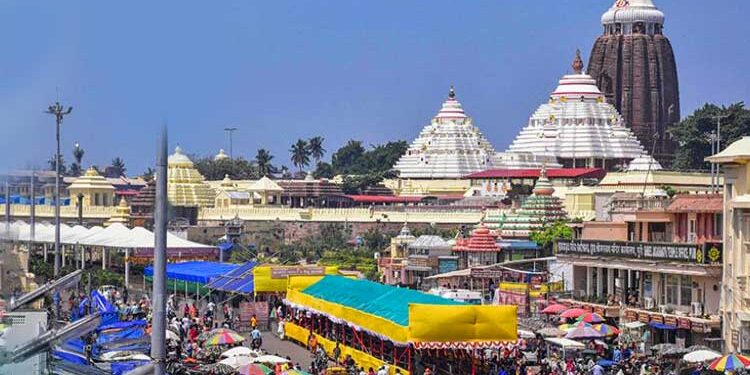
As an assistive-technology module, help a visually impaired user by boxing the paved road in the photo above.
[257,329,316,370]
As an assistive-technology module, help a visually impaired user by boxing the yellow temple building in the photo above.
[167,146,215,208]
[67,167,116,207]
[104,197,131,227]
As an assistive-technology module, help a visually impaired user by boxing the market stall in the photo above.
[282,276,518,375]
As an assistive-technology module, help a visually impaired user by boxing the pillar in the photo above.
[80,245,85,270]
[61,245,66,267]
[596,267,604,298]
[608,268,615,298]
[586,267,593,296]
[102,248,107,270]
[43,244,47,262]
[125,248,130,289]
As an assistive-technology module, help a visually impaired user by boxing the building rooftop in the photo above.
[667,194,723,213]
[706,136,750,164]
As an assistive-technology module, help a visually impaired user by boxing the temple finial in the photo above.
[448,85,456,99]
[572,49,584,74]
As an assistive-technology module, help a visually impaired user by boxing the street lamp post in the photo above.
[46,102,73,277]
[224,127,238,159]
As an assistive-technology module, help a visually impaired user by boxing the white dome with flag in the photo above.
[393,87,497,179]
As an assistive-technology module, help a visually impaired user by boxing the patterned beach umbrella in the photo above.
[594,324,620,336]
[577,312,604,324]
[204,329,245,346]
[708,354,750,371]
[560,308,588,319]
[565,325,604,339]
[541,304,568,315]
[238,363,274,375]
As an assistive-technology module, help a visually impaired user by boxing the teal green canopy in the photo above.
[301,275,464,326]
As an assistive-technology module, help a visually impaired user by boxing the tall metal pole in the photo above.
[46,102,73,277]
[224,127,237,159]
[709,131,717,192]
[150,126,168,375]
[30,170,35,246]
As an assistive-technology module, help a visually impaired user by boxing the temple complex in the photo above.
[130,179,155,228]
[502,51,648,171]
[587,0,680,166]
[104,197,131,227]
[485,166,568,239]
[393,87,497,180]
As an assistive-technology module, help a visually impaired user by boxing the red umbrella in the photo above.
[541,304,568,314]
[578,312,605,324]
[560,308,588,319]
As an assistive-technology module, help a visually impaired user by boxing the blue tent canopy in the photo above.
[143,261,239,284]
[649,321,677,330]
[206,262,256,294]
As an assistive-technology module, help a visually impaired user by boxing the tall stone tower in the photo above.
[587,0,679,166]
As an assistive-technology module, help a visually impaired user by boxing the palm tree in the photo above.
[308,136,326,162]
[290,139,310,173]
[69,143,85,177]
[255,149,275,177]
[110,157,127,177]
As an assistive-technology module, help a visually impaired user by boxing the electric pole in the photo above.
[46,102,73,277]
[151,126,168,375]
[224,127,238,159]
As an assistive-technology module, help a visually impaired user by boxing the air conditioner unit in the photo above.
[658,305,669,314]
[644,297,655,309]
[691,302,703,316]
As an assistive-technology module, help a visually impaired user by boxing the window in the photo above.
[680,275,692,306]
[643,273,653,299]
[665,274,679,306]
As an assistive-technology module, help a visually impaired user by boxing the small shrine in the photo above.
[105,198,131,227]
[453,224,501,268]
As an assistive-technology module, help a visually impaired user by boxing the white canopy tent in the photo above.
[0,221,212,249]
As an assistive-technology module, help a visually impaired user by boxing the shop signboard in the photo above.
[678,318,692,330]
[664,316,678,327]
[625,310,638,321]
[438,258,459,274]
[638,312,650,323]
[270,266,325,279]
[557,240,722,264]
[496,290,528,306]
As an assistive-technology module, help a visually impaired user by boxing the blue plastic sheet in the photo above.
[143,261,239,284]
[97,327,145,345]
[111,360,151,375]
[98,319,147,332]
[206,262,256,294]
[52,348,88,365]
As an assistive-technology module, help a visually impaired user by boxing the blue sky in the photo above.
[1,1,748,175]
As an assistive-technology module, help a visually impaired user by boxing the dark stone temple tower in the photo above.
[587,0,679,166]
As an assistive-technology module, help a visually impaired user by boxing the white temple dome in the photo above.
[601,0,664,27]
[500,51,648,169]
[214,149,229,161]
[627,154,663,171]
[393,87,497,179]
[168,146,194,166]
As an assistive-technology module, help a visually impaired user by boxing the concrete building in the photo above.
[707,137,750,353]
[557,192,724,348]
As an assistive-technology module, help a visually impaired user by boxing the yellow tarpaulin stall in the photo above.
[253,265,339,293]
[408,304,517,343]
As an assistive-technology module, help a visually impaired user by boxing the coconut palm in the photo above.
[69,143,85,177]
[307,136,326,162]
[255,148,276,177]
[290,139,310,173]
[110,157,127,177]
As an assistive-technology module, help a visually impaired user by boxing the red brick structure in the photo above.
[587,0,679,166]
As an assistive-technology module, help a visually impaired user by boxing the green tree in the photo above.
[313,161,334,179]
[110,157,127,177]
[69,143,85,177]
[142,167,155,182]
[307,136,326,162]
[331,140,365,174]
[290,139,310,173]
[255,149,276,177]
[194,157,259,180]
[530,220,573,252]
[669,102,750,171]
[48,154,67,176]
[280,165,292,179]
